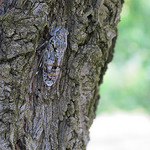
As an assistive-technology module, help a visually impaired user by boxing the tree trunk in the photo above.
[0,0,123,149]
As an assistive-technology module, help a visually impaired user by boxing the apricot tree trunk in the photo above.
[0,0,123,149]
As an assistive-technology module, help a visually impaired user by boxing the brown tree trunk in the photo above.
[0,0,123,149]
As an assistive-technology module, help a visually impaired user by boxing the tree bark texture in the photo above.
[0,0,123,149]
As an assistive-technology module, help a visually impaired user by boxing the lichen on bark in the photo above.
[0,0,124,149]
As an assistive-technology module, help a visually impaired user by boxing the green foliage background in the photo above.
[97,0,150,114]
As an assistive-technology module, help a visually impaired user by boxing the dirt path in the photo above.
[87,112,150,150]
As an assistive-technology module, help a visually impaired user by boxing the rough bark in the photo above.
[0,0,123,150]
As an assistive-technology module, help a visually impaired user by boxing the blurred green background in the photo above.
[97,0,150,114]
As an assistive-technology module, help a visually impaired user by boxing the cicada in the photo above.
[42,26,69,87]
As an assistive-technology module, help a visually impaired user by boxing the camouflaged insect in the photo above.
[42,26,69,87]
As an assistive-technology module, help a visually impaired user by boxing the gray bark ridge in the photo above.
[0,0,124,150]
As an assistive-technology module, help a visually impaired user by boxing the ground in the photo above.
[87,111,150,150]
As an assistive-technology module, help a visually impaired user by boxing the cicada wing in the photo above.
[42,45,60,87]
